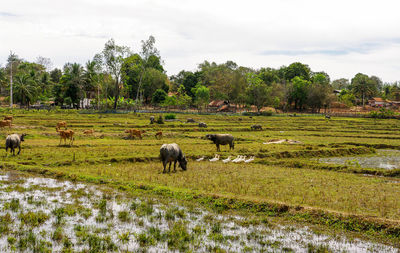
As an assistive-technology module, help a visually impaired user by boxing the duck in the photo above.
[222,156,232,163]
[235,156,246,163]
[196,156,205,162]
[209,154,220,162]
[244,156,255,163]
[232,155,241,163]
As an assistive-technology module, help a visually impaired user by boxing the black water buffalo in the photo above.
[251,124,262,130]
[160,143,188,173]
[199,122,207,128]
[6,133,26,155]
[206,134,234,151]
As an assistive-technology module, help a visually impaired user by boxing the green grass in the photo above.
[2,109,400,241]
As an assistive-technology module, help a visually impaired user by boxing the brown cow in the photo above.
[56,127,74,146]
[4,116,13,121]
[57,121,67,129]
[155,131,163,139]
[125,129,146,139]
[83,129,94,135]
[0,120,12,128]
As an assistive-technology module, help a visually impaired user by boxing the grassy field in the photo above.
[2,109,400,245]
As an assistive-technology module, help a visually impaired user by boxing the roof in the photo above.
[208,100,227,107]
[372,97,385,102]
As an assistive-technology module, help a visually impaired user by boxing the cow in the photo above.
[251,124,262,130]
[6,133,26,155]
[159,143,187,173]
[0,120,12,128]
[155,131,163,139]
[205,134,234,151]
[125,129,146,139]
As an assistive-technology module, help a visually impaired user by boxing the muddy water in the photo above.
[0,170,397,252]
[319,150,400,170]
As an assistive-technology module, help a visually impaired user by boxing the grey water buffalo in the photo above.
[159,143,188,173]
[199,122,207,128]
[187,118,196,123]
[206,134,234,151]
[251,124,262,130]
[6,133,26,155]
[150,116,155,124]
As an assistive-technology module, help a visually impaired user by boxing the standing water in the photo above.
[0,170,397,252]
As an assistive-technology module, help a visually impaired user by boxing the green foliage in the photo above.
[351,73,379,106]
[369,108,395,119]
[164,113,176,120]
[245,73,272,112]
[283,62,311,81]
[192,84,210,110]
[152,88,167,105]
[288,76,311,110]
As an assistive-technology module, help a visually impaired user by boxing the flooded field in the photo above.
[319,150,400,170]
[0,170,397,252]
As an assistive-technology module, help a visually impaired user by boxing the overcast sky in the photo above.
[1,0,399,82]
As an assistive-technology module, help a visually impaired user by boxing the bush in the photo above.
[164,113,176,120]
[369,108,395,119]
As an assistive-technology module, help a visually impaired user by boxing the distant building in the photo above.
[368,97,388,107]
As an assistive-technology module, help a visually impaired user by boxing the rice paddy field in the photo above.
[2,109,400,251]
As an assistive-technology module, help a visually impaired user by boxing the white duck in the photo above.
[209,154,220,162]
[245,156,255,163]
[231,155,241,163]
[222,156,232,163]
[196,156,205,162]
[236,156,246,163]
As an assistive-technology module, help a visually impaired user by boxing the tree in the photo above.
[287,76,310,110]
[136,35,161,103]
[13,73,37,107]
[151,89,167,105]
[59,63,85,108]
[282,62,311,81]
[50,68,62,83]
[141,68,169,104]
[99,39,132,109]
[192,84,210,111]
[311,72,330,85]
[332,78,349,90]
[258,67,280,85]
[245,73,272,112]
[351,73,378,107]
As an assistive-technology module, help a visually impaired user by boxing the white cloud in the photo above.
[1,0,399,81]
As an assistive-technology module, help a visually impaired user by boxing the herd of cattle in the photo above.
[1,115,265,173]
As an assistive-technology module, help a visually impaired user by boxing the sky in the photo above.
[1,0,400,82]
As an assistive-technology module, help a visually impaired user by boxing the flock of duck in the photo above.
[196,154,255,163]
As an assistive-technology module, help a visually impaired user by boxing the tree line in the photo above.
[0,36,398,112]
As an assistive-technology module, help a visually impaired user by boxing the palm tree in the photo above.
[13,73,38,107]
[84,60,101,108]
[61,63,84,108]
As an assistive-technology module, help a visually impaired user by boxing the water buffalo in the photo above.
[251,124,262,130]
[6,133,26,155]
[206,134,234,151]
[150,116,155,124]
[199,122,207,128]
[187,118,196,123]
[160,143,188,173]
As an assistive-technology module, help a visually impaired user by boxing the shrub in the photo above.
[164,113,176,120]
[369,108,395,119]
